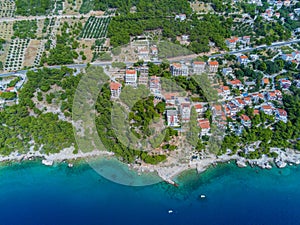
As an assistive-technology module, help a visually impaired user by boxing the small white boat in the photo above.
[200,194,206,199]
[68,163,73,168]
[168,210,173,214]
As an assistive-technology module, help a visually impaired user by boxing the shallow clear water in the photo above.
[1,160,300,225]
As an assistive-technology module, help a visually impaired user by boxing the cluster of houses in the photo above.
[260,0,299,21]
[221,86,288,133]
[281,51,300,64]
[0,74,25,106]
[169,60,219,76]
[225,36,251,50]
[109,42,300,138]
[109,66,215,137]
[137,45,159,61]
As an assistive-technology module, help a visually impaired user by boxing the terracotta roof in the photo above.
[244,96,251,101]
[193,61,205,65]
[227,37,239,43]
[126,70,136,75]
[164,93,176,100]
[241,114,251,121]
[236,98,246,105]
[222,86,230,91]
[214,105,222,111]
[198,119,210,129]
[194,104,203,109]
[110,82,121,90]
[239,55,248,59]
[277,109,287,116]
[263,78,269,84]
[281,79,291,83]
[230,79,242,85]
[269,91,276,97]
[6,87,14,91]
[172,63,182,68]
[209,61,219,66]
[253,109,260,115]
[262,105,273,110]
[150,76,160,83]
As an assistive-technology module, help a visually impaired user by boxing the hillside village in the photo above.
[0,0,300,171]
[106,37,300,164]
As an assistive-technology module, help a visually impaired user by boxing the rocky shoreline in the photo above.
[1,146,300,185]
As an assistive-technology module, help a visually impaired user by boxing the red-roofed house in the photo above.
[180,102,191,123]
[221,86,230,97]
[212,104,223,116]
[150,46,158,55]
[194,103,205,114]
[125,69,137,86]
[208,61,219,73]
[240,114,251,127]
[237,55,249,65]
[198,118,210,136]
[233,98,246,108]
[280,79,291,89]
[5,87,15,92]
[149,76,160,94]
[164,93,177,106]
[244,96,252,105]
[253,109,260,116]
[262,78,270,87]
[275,109,288,123]
[193,61,206,74]
[110,82,122,98]
[170,63,189,76]
[260,105,274,115]
[275,90,282,100]
[267,91,277,101]
[226,37,239,49]
[228,79,243,89]
[138,74,148,86]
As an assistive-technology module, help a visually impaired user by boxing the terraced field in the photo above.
[0,0,15,18]
[79,16,111,39]
[0,21,13,40]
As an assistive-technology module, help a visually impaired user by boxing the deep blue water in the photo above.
[1,160,300,225]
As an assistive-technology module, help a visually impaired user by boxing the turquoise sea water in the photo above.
[1,160,300,225]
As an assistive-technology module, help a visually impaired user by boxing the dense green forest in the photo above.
[0,65,168,164]
[106,0,230,52]
[0,67,77,156]
[95,78,167,164]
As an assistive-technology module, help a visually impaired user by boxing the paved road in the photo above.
[209,39,300,58]
[0,14,112,23]
[1,39,299,77]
